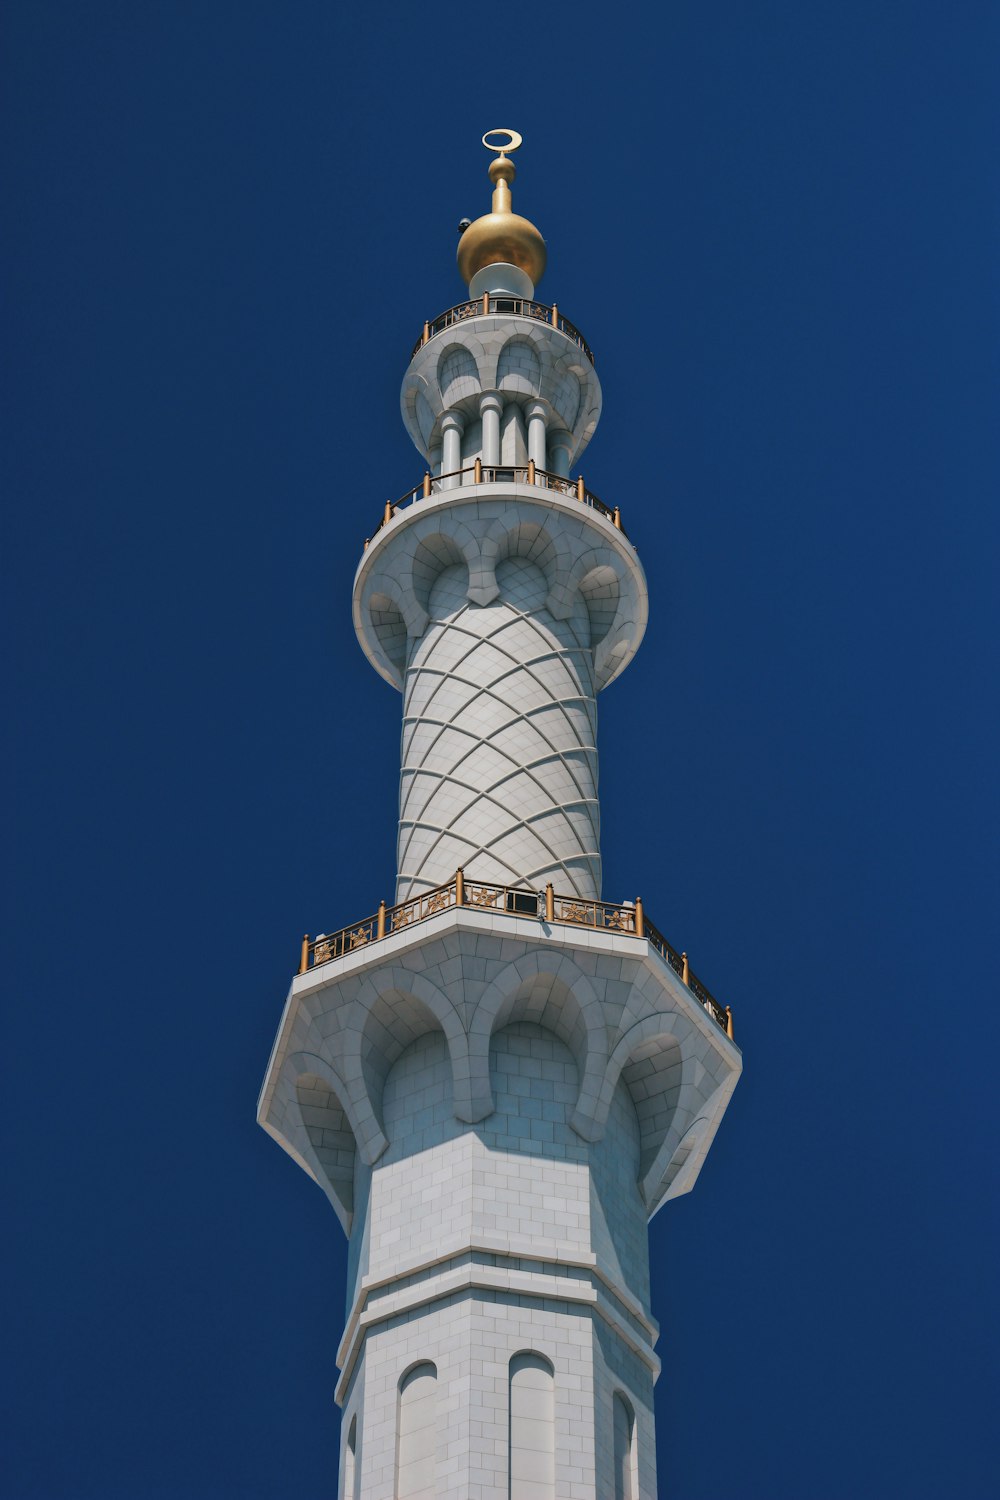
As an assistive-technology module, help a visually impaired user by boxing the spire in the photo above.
[456,128,547,297]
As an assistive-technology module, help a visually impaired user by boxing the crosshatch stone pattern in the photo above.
[398,556,601,901]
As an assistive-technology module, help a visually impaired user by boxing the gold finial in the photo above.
[457,128,546,291]
[482,129,522,213]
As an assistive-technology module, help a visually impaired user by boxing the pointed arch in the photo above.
[396,1362,437,1500]
[509,1352,555,1498]
[337,968,473,1150]
[613,1391,638,1500]
[467,950,609,1135]
[269,1050,363,1234]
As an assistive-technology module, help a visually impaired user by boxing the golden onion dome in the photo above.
[457,131,547,290]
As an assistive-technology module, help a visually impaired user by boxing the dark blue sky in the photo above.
[3,3,997,1497]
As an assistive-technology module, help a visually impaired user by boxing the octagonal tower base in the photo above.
[259,897,740,1499]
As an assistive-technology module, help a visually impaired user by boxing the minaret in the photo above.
[259,131,742,1500]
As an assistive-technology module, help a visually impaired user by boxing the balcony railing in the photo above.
[364,463,625,550]
[412,296,594,365]
[297,871,734,1041]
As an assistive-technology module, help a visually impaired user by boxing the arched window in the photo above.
[613,1391,638,1500]
[509,1352,555,1499]
[396,1362,437,1500]
[344,1413,358,1500]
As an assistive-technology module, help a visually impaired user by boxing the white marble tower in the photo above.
[259,131,742,1500]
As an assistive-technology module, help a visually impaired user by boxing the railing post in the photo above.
[613,506,622,529]
[422,320,429,346]
[383,501,393,527]
[422,472,431,498]
[363,537,370,550]
[377,900,386,940]
[474,457,482,484]
[681,951,690,985]
[455,867,465,906]
[482,293,489,315]
[299,934,309,975]
[725,1005,734,1041]
[634,897,645,938]
[551,301,558,327]
[545,882,555,922]
[576,475,585,502]
[527,458,535,485]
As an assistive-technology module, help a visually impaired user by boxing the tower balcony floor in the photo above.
[258,886,742,1242]
[353,469,647,695]
[294,872,734,1042]
[363,463,626,552]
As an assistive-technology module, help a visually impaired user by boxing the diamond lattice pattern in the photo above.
[397,558,600,901]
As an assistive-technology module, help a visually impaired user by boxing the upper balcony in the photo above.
[401,301,603,479]
[411,295,594,366]
[363,462,626,553]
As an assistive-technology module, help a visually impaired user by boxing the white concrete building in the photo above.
[259,130,742,1500]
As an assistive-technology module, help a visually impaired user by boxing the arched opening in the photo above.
[590,1074,647,1304]
[550,368,581,432]
[613,1392,638,1500]
[381,1030,457,1163]
[578,563,621,647]
[409,532,466,619]
[294,1072,357,1217]
[369,591,407,674]
[344,1412,358,1500]
[396,1361,437,1500]
[509,1352,555,1499]
[619,1031,684,1180]
[497,973,585,1063]
[359,988,447,1146]
[485,1020,583,1162]
[497,336,542,399]
[438,344,480,407]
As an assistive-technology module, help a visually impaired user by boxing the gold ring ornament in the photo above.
[482,128,523,156]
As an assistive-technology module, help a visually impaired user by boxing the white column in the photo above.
[428,442,443,478]
[548,428,572,479]
[480,392,502,467]
[440,412,464,487]
[526,400,547,472]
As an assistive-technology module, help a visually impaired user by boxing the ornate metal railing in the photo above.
[298,872,734,1040]
[364,463,625,549]
[412,296,594,365]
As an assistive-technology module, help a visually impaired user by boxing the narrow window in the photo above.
[509,1352,555,1500]
[396,1362,437,1500]
[344,1413,357,1500]
[613,1392,637,1500]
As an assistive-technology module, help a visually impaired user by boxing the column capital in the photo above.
[440,409,466,434]
[525,398,548,422]
[479,390,504,416]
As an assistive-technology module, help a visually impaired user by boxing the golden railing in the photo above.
[364,463,625,549]
[412,296,594,365]
[298,872,734,1041]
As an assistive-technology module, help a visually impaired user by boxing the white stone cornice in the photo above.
[334,1254,662,1407]
[353,480,647,693]
[258,908,742,1246]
